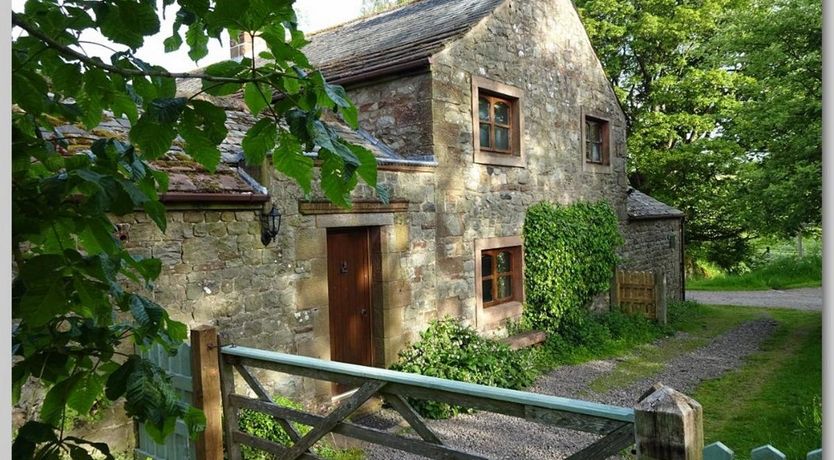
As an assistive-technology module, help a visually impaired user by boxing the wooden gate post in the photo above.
[191,325,224,460]
[634,383,703,460]
[655,271,668,325]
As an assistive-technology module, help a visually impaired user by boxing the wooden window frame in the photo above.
[480,247,522,307]
[580,108,613,173]
[478,95,514,154]
[471,75,525,168]
[474,236,525,330]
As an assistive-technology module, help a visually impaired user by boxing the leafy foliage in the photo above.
[237,396,363,460]
[390,318,536,419]
[12,0,384,457]
[721,0,822,239]
[522,201,622,331]
[576,0,821,269]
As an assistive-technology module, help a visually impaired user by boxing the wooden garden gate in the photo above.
[134,343,196,460]
[611,269,667,324]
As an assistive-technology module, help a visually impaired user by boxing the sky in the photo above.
[11,0,364,72]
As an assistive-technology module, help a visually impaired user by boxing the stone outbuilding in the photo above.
[120,0,683,401]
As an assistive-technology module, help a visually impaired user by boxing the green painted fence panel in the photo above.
[704,442,734,460]
[134,343,195,460]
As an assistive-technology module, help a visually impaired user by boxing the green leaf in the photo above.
[242,118,277,165]
[19,283,68,327]
[105,357,138,400]
[50,62,83,97]
[143,200,168,233]
[95,1,160,49]
[184,406,207,439]
[41,374,83,425]
[111,91,139,124]
[163,31,183,53]
[147,97,188,124]
[129,114,177,159]
[179,124,221,172]
[67,373,104,415]
[243,82,272,115]
[186,21,209,61]
[349,143,378,187]
[273,130,312,193]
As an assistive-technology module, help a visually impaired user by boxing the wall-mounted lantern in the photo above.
[260,205,281,246]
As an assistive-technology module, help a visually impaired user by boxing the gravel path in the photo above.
[686,287,822,311]
[355,318,778,459]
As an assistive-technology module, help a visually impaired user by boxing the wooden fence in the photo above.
[611,269,667,324]
[173,326,820,460]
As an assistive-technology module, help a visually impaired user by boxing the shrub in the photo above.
[237,396,362,460]
[238,396,309,460]
[523,201,622,331]
[390,317,536,419]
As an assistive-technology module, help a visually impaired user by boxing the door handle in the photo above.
[340,261,348,274]
[360,308,368,316]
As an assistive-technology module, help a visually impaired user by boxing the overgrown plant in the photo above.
[522,201,622,331]
[390,318,535,419]
[12,0,384,458]
[237,395,360,460]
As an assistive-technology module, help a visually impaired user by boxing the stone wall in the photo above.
[429,0,629,333]
[620,218,684,302]
[346,73,434,158]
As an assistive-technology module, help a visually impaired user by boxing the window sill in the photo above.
[582,161,612,173]
[478,300,523,329]
[475,151,526,168]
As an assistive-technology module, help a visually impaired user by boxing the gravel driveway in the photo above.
[686,287,823,311]
[356,318,777,459]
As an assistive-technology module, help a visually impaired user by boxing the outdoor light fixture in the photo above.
[260,205,281,246]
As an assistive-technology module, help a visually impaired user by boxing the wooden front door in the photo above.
[327,227,374,390]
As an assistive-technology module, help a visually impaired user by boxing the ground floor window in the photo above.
[480,246,522,306]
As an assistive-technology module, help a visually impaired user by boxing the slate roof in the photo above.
[44,112,268,203]
[627,188,684,220]
[303,0,505,84]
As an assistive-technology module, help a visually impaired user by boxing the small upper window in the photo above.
[471,76,524,167]
[478,96,513,153]
[584,116,610,165]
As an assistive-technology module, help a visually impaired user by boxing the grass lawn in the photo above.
[688,306,822,458]
[687,255,822,291]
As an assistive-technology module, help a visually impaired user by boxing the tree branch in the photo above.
[12,13,283,84]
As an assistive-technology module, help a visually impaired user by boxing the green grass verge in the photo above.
[687,255,821,291]
[690,307,822,459]
[588,303,763,393]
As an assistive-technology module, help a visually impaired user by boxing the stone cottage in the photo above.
[111,0,685,402]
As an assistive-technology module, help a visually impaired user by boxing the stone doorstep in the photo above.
[500,330,548,350]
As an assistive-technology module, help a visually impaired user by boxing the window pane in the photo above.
[479,98,490,121]
[588,121,600,142]
[497,251,511,273]
[480,123,491,148]
[495,126,510,150]
[586,141,593,161]
[591,143,602,162]
[494,102,510,124]
[498,275,512,299]
[482,254,493,276]
[482,279,493,302]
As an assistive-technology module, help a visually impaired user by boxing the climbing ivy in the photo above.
[522,201,622,331]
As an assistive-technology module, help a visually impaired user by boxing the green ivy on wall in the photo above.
[523,201,623,331]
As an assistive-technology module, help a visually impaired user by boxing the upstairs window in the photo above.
[471,76,525,167]
[582,114,610,166]
[478,96,514,153]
